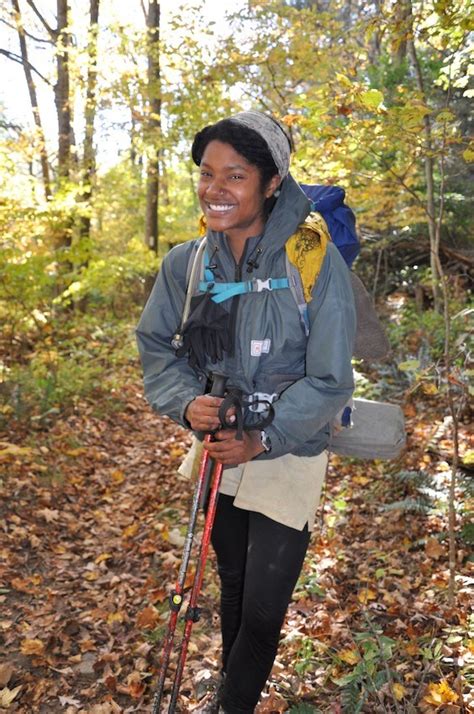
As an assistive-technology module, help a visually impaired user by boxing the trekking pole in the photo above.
[151,373,227,714]
[167,448,224,712]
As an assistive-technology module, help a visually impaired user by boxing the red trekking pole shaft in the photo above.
[151,373,227,713]
[151,445,213,714]
[168,456,224,712]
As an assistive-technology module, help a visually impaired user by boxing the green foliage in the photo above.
[387,292,472,365]
[58,237,158,312]
[1,317,138,426]
[382,469,438,514]
[295,637,318,676]
[333,631,399,713]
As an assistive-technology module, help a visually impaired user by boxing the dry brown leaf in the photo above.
[425,537,446,560]
[0,685,22,707]
[37,508,60,523]
[136,606,159,629]
[357,588,377,604]
[20,638,45,656]
[122,523,139,538]
[0,664,14,688]
[110,469,125,484]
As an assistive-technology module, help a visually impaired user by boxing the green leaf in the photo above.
[463,147,474,162]
[398,359,420,371]
[360,89,384,109]
[436,110,455,122]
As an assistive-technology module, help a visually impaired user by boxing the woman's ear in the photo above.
[265,175,282,198]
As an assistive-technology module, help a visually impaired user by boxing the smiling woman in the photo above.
[136,111,356,713]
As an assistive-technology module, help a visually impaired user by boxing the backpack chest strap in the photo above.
[198,276,290,304]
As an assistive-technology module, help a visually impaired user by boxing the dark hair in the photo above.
[191,119,279,190]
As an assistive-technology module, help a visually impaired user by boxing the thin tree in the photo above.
[80,0,100,240]
[11,0,51,199]
[55,0,72,179]
[144,0,161,253]
[22,0,73,182]
[404,0,440,309]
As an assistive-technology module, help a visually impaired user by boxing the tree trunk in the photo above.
[11,0,51,199]
[394,0,410,66]
[405,0,440,309]
[80,0,100,241]
[144,0,161,254]
[55,0,71,180]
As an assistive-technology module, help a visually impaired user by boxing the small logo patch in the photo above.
[251,339,271,357]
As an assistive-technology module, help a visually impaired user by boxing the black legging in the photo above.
[210,494,311,714]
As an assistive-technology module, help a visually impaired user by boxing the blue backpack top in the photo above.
[300,184,360,268]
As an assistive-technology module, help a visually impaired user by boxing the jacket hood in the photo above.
[206,173,312,262]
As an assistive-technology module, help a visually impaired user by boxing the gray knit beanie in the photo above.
[230,111,291,178]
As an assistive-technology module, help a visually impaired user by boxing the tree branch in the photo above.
[0,17,53,44]
[0,47,53,85]
[24,0,56,38]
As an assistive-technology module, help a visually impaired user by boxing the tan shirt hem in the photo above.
[178,438,327,531]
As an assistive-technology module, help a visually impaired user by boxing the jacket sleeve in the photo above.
[262,243,356,459]
[135,242,204,426]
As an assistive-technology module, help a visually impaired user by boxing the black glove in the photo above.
[175,293,235,371]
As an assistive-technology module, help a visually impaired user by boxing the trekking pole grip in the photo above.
[209,372,227,399]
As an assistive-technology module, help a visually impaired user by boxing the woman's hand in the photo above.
[184,395,224,432]
[203,429,264,466]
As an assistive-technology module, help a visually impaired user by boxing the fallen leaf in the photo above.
[59,696,82,706]
[122,523,139,538]
[20,638,45,656]
[352,475,370,485]
[425,537,446,560]
[392,683,407,700]
[423,679,459,705]
[107,611,125,625]
[84,571,100,581]
[37,508,60,523]
[11,576,41,593]
[110,469,125,484]
[136,606,159,629]
[0,685,22,707]
[0,442,31,460]
[338,648,360,665]
[0,664,14,687]
[357,588,377,604]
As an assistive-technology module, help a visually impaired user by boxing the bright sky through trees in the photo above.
[0,0,245,168]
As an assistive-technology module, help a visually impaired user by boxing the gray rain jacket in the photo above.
[136,174,356,460]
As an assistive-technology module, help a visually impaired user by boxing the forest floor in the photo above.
[0,371,472,714]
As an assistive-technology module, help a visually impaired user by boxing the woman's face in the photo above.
[197,140,280,245]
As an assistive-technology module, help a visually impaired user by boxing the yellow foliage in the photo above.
[423,679,459,705]
[338,648,360,665]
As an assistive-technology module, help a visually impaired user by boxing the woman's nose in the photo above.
[206,178,226,195]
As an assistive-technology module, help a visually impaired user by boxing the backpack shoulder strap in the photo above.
[172,238,207,349]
